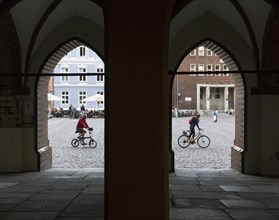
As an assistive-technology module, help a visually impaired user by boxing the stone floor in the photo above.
[1,168,278,220]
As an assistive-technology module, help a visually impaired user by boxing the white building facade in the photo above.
[53,46,105,110]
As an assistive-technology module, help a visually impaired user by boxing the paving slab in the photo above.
[170,208,231,220]
[268,210,279,218]
[171,190,241,200]
[172,198,226,209]
[81,187,104,195]
[249,185,279,193]
[219,185,254,192]
[199,185,225,192]
[0,212,59,220]
[10,199,71,212]
[225,208,278,220]
[170,184,202,191]
[220,199,267,209]
[60,195,104,217]
[46,181,90,190]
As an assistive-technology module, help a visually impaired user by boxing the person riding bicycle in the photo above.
[76,114,91,145]
[188,113,201,143]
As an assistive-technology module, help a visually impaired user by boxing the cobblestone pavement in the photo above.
[172,115,234,169]
[49,115,234,168]
[49,118,105,168]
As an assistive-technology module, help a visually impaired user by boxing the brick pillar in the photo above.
[104,1,172,219]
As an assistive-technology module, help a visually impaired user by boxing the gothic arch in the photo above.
[35,38,104,170]
[169,39,246,172]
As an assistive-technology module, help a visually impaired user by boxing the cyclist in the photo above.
[76,114,91,145]
[188,113,201,143]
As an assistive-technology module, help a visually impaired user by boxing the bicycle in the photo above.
[177,129,210,148]
[71,128,97,148]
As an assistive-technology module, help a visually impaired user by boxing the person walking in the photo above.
[80,104,85,116]
[69,104,74,119]
[213,108,218,123]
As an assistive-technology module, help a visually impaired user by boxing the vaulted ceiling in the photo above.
[0,0,277,72]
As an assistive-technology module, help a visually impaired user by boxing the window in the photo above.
[198,64,204,76]
[207,49,213,56]
[206,64,213,76]
[61,91,69,104]
[215,88,221,99]
[97,75,104,82]
[97,68,104,73]
[198,64,204,71]
[96,68,104,81]
[79,67,87,82]
[97,91,104,104]
[214,64,221,76]
[80,46,86,57]
[190,49,196,56]
[190,64,196,76]
[61,67,69,82]
[198,46,205,56]
[79,91,86,104]
[190,64,196,72]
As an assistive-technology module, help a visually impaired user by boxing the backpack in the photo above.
[188,116,195,125]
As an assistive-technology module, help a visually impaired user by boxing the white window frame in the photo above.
[61,67,69,82]
[61,91,69,105]
[80,46,86,57]
[190,49,196,56]
[197,64,204,76]
[97,91,104,104]
[78,67,87,82]
[190,64,196,72]
[207,49,213,56]
[189,64,196,76]
[79,91,87,105]
[198,46,205,56]
[206,64,213,76]
[214,64,221,75]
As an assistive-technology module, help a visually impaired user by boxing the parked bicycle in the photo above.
[178,129,210,148]
[71,128,97,148]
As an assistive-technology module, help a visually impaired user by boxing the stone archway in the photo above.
[36,38,104,170]
[169,39,246,172]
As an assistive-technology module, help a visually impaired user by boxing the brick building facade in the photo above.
[172,46,234,113]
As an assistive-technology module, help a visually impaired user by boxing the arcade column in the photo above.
[104,1,173,219]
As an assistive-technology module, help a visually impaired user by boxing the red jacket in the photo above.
[76,117,89,129]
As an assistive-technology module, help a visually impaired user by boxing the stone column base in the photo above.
[38,145,52,170]
[231,145,244,172]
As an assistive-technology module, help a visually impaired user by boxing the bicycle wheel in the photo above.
[178,135,191,148]
[197,135,210,148]
[89,139,97,148]
[71,139,79,147]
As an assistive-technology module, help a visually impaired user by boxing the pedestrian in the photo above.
[76,114,91,145]
[69,104,75,119]
[188,113,201,143]
[80,104,85,116]
[213,108,218,122]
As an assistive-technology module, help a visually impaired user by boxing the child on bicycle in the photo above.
[76,114,91,145]
[188,113,201,143]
